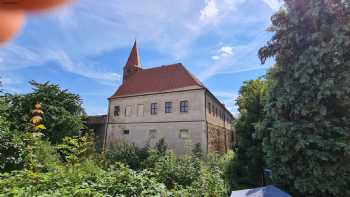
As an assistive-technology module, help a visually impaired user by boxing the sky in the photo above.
[0,0,282,116]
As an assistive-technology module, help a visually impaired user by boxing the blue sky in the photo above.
[0,0,281,116]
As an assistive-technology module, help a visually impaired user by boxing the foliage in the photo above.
[57,135,95,164]
[3,80,86,144]
[155,138,167,155]
[0,95,26,173]
[106,141,150,170]
[0,160,168,197]
[0,129,26,173]
[192,143,203,158]
[231,79,268,188]
[259,0,350,196]
[153,152,201,189]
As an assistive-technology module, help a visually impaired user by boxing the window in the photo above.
[123,130,130,135]
[215,108,218,117]
[114,106,120,116]
[151,103,157,115]
[149,129,157,139]
[126,105,132,117]
[208,102,211,114]
[180,100,188,113]
[212,105,215,115]
[179,129,189,139]
[165,102,172,113]
[137,104,144,116]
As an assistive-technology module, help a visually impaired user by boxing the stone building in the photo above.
[103,41,234,154]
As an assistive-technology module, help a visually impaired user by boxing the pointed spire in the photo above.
[125,40,141,68]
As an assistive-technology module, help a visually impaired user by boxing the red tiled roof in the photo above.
[110,63,204,98]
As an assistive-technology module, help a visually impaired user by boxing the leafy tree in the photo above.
[231,79,268,188]
[4,80,86,144]
[259,0,350,196]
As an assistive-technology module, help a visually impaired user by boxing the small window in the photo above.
[126,105,132,117]
[208,102,211,114]
[180,100,188,113]
[137,104,144,116]
[212,105,215,115]
[123,130,130,135]
[179,129,189,139]
[151,103,157,115]
[165,102,172,113]
[149,129,157,139]
[114,106,120,116]
[215,108,218,117]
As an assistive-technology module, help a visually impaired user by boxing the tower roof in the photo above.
[125,40,141,68]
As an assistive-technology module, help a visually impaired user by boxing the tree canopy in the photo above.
[231,79,268,188]
[3,81,86,144]
[259,0,350,196]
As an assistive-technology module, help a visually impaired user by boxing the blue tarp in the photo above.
[230,185,292,197]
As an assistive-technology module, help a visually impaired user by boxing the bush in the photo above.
[57,135,95,164]
[0,160,168,197]
[105,141,149,170]
[153,152,201,189]
[0,130,26,173]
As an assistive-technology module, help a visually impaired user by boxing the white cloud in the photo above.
[52,50,120,83]
[262,0,283,10]
[200,0,219,24]
[219,46,234,56]
[211,45,234,60]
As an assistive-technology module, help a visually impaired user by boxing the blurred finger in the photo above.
[0,10,25,44]
[0,0,71,11]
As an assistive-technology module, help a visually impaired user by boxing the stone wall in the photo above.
[207,123,230,153]
[106,88,208,154]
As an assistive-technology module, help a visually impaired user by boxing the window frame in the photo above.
[208,102,211,114]
[123,130,130,135]
[114,106,120,116]
[165,101,172,113]
[180,100,189,113]
[151,103,158,115]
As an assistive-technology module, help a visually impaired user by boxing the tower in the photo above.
[123,40,142,82]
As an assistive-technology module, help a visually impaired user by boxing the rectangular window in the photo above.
[114,106,120,116]
[208,102,211,114]
[165,102,172,113]
[137,104,144,116]
[215,108,218,117]
[126,105,132,117]
[179,129,189,139]
[151,103,157,115]
[180,100,188,113]
[212,105,215,115]
[123,130,130,135]
[149,129,157,139]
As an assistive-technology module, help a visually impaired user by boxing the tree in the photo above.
[231,79,268,189]
[259,1,350,196]
[4,81,86,144]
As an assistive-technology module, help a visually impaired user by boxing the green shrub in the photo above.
[106,141,149,170]
[0,130,26,173]
[153,152,201,189]
[57,135,95,164]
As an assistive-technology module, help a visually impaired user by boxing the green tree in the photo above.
[4,81,86,144]
[259,0,350,196]
[231,79,267,189]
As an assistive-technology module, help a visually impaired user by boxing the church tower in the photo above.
[123,41,142,82]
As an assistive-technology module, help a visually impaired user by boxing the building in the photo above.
[103,41,234,154]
